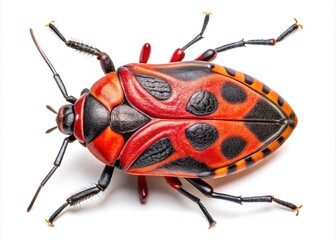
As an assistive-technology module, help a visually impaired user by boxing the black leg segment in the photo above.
[47,22,115,73]
[170,12,211,62]
[165,177,216,228]
[177,187,216,229]
[215,18,302,53]
[27,135,76,212]
[46,165,115,226]
[185,178,302,215]
[196,18,302,62]
[181,12,211,51]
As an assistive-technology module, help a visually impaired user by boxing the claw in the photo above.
[45,20,55,27]
[209,221,217,229]
[45,219,54,227]
[295,204,303,216]
[294,18,303,29]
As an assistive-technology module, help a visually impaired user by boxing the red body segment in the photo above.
[73,93,86,143]
[72,72,126,165]
[74,61,296,178]
[87,127,124,165]
[90,72,124,111]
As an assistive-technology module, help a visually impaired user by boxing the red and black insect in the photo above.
[27,13,302,228]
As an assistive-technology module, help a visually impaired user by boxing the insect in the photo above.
[28,13,302,228]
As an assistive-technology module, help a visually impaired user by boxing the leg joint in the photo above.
[185,178,213,197]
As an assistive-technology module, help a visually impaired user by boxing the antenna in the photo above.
[29,28,76,104]
[46,126,57,134]
[46,105,57,114]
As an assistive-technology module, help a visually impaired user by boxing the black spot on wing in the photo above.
[185,123,218,150]
[221,82,247,104]
[244,122,283,142]
[227,164,237,175]
[245,157,255,167]
[262,84,271,94]
[186,91,218,116]
[244,99,284,121]
[244,74,254,85]
[278,95,285,106]
[133,72,172,100]
[289,112,297,129]
[155,63,214,81]
[130,138,174,169]
[84,94,110,143]
[158,156,213,176]
[221,136,247,160]
[277,136,285,145]
[262,148,272,157]
[224,67,236,76]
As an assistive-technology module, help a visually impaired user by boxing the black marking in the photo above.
[278,136,285,145]
[111,103,150,134]
[158,156,213,176]
[215,39,245,52]
[227,164,237,175]
[114,160,122,169]
[221,82,247,104]
[80,88,89,95]
[244,99,284,121]
[278,96,285,106]
[84,94,110,143]
[245,39,275,46]
[221,136,247,160]
[133,72,172,100]
[245,157,255,168]
[262,148,272,157]
[186,91,218,116]
[262,84,271,94]
[185,123,218,150]
[289,111,297,129]
[156,63,214,81]
[130,138,175,169]
[245,122,282,142]
[244,74,254,85]
[197,49,217,61]
[276,22,300,42]
[224,67,236,76]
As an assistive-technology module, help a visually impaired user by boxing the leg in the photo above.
[165,177,216,229]
[46,165,114,226]
[170,12,211,62]
[27,135,76,212]
[196,18,302,62]
[137,176,148,204]
[139,43,151,63]
[186,178,302,215]
[47,22,115,74]
[140,13,210,64]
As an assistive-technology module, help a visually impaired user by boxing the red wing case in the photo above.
[118,61,297,178]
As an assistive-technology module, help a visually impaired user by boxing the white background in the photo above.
[0,0,335,239]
